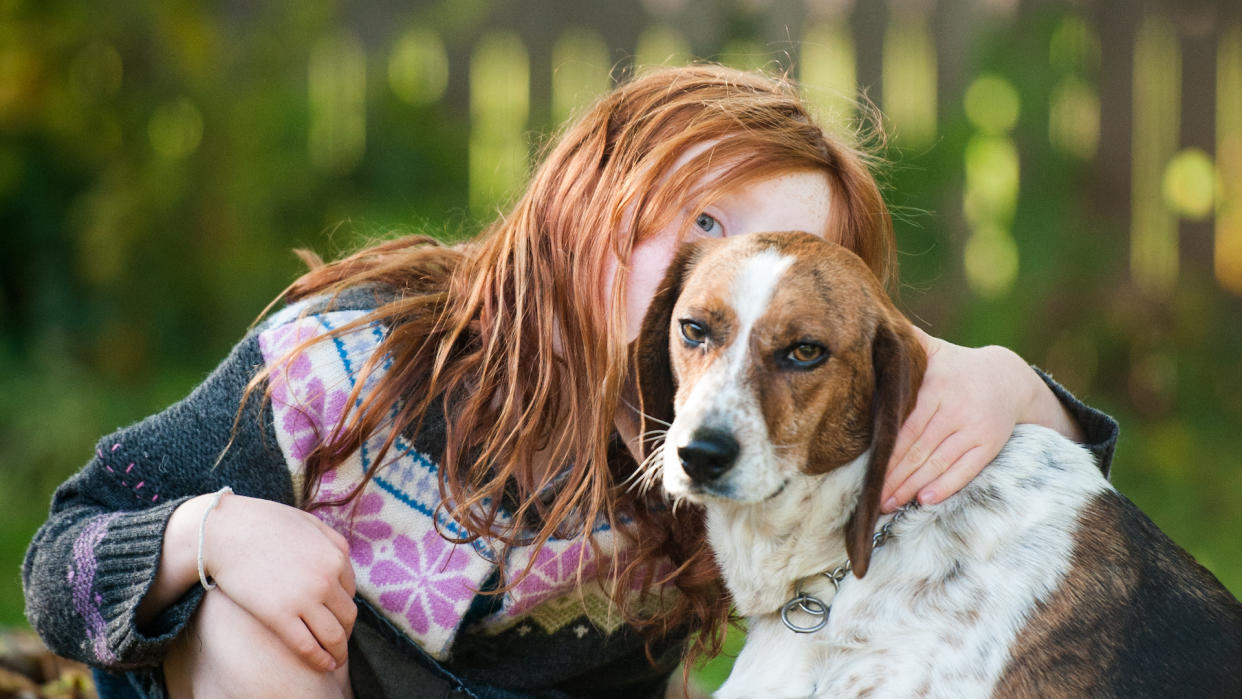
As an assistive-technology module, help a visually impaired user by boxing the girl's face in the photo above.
[614,165,833,343]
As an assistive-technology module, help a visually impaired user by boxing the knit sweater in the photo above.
[23,285,1119,698]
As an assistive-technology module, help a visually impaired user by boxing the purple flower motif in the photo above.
[313,490,393,567]
[505,541,600,617]
[280,376,351,460]
[369,530,476,635]
[261,322,352,460]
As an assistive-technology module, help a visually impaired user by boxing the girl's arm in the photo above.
[880,327,1119,512]
[136,490,356,672]
[22,331,352,672]
[22,334,279,668]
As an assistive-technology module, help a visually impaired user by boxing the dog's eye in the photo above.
[679,320,708,346]
[786,343,827,367]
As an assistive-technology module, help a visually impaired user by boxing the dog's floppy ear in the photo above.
[844,317,926,578]
[630,242,705,461]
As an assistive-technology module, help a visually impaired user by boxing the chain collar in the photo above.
[779,502,918,633]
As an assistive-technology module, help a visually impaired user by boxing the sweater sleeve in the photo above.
[21,333,295,670]
[1032,366,1119,479]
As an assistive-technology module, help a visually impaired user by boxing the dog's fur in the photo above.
[635,232,1242,698]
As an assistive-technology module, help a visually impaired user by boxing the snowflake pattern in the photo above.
[504,540,600,618]
[370,530,478,635]
[313,488,393,568]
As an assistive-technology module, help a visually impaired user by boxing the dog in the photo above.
[634,231,1242,697]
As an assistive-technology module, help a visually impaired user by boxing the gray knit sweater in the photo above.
[22,286,1118,698]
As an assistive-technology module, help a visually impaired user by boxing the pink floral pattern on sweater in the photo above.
[311,472,393,568]
[370,530,477,635]
[503,540,599,618]
[260,321,351,461]
[259,310,494,659]
[257,307,667,656]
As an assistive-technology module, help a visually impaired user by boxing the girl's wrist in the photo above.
[1013,353,1085,442]
[166,495,219,591]
[137,493,216,627]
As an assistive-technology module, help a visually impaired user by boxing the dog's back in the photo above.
[995,441,1242,697]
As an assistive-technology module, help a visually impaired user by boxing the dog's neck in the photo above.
[706,452,870,616]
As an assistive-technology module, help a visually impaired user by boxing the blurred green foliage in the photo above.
[1,1,1239,688]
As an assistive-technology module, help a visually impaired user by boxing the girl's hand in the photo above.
[879,328,1082,513]
[202,494,357,672]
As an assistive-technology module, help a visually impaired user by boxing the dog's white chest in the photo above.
[718,553,1022,699]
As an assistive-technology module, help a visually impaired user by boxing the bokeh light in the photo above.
[148,98,204,159]
[1131,14,1180,296]
[964,226,1019,298]
[964,134,1020,226]
[1217,24,1242,294]
[552,28,610,125]
[1049,75,1099,159]
[469,32,530,215]
[964,74,1020,135]
[883,11,937,148]
[800,21,856,134]
[389,28,449,106]
[309,33,367,174]
[1162,148,1217,221]
[635,24,691,68]
[1049,15,1101,75]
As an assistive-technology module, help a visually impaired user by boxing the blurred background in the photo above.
[1,0,1239,688]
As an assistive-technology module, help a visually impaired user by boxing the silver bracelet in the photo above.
[196,486,233,591]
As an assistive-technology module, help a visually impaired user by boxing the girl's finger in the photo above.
[886,433,972,512]
[338,557,357,597]
[882,407,947,507]
[279,617,337,673]
[326,585,359,635]
[301,604,350,668]
[917,445,990,507]
[311,515,352,558]
[887,399,939,478]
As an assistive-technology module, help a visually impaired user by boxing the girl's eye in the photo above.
[694,213,722,237]
[786,343,827,366]
[679,319,708,346]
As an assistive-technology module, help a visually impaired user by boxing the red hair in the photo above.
[257,64,895,663]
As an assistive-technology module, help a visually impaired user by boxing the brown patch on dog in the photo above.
[992,494,1132,697]
[995,491,1242,697]
[753,234,926,576]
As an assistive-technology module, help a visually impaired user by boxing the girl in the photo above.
[23,65,1116,698]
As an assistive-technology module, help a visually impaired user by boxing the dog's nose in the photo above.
[678,429,740,484]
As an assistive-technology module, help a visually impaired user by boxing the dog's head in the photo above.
[635,232,926,577]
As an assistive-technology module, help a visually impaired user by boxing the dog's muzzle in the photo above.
[678,427,740,485]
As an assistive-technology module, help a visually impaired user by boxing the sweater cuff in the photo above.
[1031,366,1119,479]
[86,496,204,668]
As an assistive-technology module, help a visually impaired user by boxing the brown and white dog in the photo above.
[635,232,1242,697]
